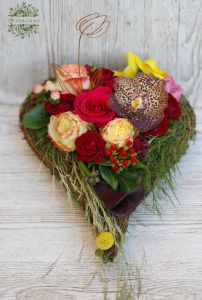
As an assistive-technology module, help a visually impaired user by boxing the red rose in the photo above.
[44,92,75,115]
[75,131,105,162]
[74,86,115,127]
[165,93,181,120]
[87,66,115,88]
[101,68,115,88]
[134,136,149,156]
[145,117,169,137]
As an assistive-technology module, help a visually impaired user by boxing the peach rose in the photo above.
[58,64,90,95]
[48,111,88,152]
[100,118,136,148]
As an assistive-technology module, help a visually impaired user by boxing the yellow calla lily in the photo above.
[114,51,169,79]
[130,52,153,75]
[126,52,139,74]
[145,59,168,79]
[114,65,135,78]
[114,52,138,78]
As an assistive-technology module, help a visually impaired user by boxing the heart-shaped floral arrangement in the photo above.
[19,14,196,263]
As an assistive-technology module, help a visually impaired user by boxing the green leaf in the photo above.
[22,103,50,129]
[30,126,47,140]
[87,161,96,168]
[118,168,139,193]
[99,165,118,190]
[88,158,109,167]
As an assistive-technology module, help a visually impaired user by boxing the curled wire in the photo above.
[76,12,110,38]
[76,13,110,88]
[52,13,110,93]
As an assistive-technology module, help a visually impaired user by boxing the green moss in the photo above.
[141,97,196,213]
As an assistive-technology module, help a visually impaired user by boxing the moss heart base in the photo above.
[20,94,196,263]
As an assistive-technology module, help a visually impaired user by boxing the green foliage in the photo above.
[99,165,119,190]
[99,161,151,193]
[22,103,50,129]
[118,168,139,192]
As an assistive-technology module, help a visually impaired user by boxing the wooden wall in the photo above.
[1,0,202,106]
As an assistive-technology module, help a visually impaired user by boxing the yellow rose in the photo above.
[48,112,88,152]
[100,118,136,148]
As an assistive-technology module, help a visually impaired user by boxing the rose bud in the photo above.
[50,91,60,101]
[33,84,43,94]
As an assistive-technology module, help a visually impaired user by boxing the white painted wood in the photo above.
[0,0,202,299]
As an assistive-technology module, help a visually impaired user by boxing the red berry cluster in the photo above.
[104,140,139,172]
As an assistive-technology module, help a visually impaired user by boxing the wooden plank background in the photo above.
[0,0,202,299]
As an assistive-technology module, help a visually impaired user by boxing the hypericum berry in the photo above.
[118,150,128,157]
[129,147,136,154]
[110,144,118,150]
[126,140,133,147]
[88,177,96,185]
[110,157,118,164]
[94,177,100,184]
[122,160,130,168]
[104,149,113,156]
[131,156,138,163]
[111,165,119,171]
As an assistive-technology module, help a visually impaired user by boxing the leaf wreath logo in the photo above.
[8,2,40,39]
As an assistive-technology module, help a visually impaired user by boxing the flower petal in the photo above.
[145,59,169,79]
[126,51,138,73]
[129,53,152,75]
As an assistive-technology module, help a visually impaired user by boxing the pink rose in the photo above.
[33,84,43,94]
[59,64,90,95]
[164,76,182,102]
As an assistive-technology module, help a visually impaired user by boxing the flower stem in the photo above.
[78,161,90,177]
